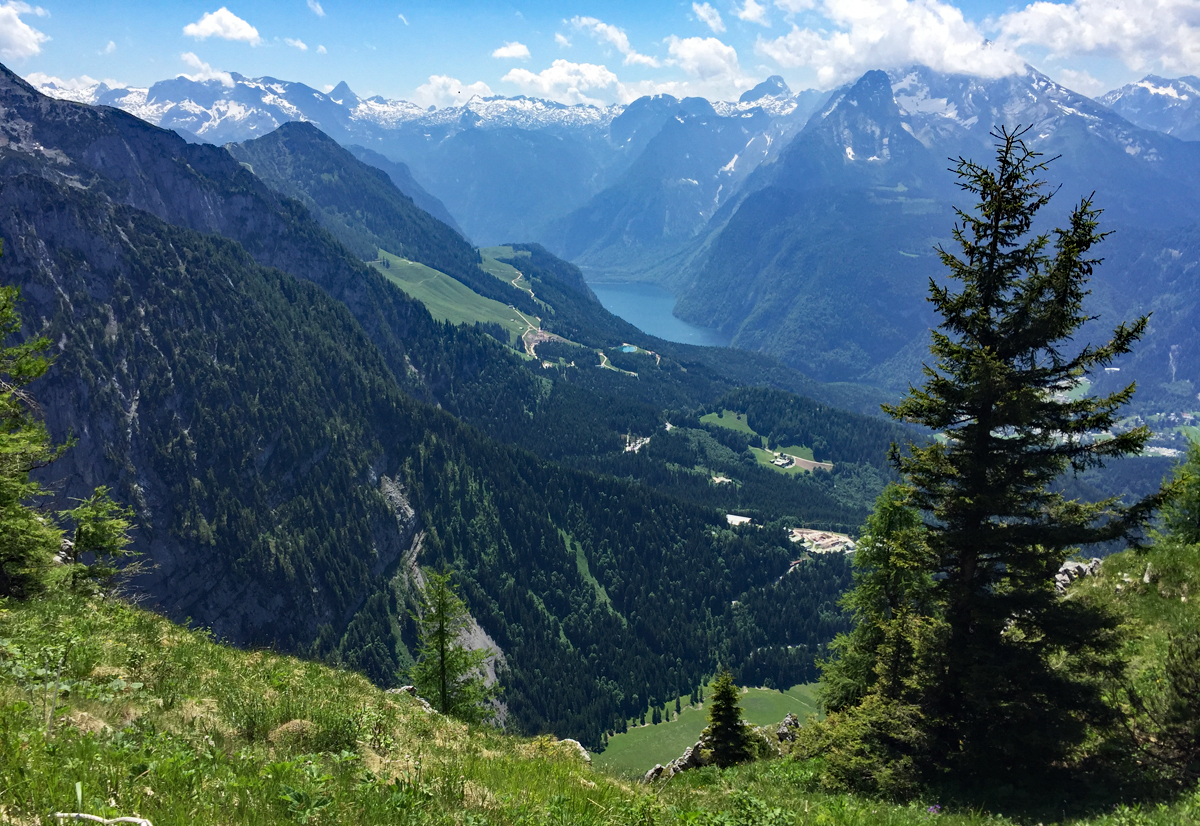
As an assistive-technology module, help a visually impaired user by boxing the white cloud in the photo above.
[307,0,324,16]
[0,2,50,61]
[1050,68,1108,97]
[693,2,726,33]
[774,0,817,11]
[398,13,409,25]
[25,71,127,91]
[101,40,116,55]
[998,0,1200,76]
[555,33,572,47]
[502,58,621,105]
[757,0,1025,88]
[666,35,755,97]
[284,37,307,50]
[570,16,660,67]
[322,83,334,92]
[317,44,327,54]
[183,7,262,45]
[413,74,493,108]
[492,41,531,60]
[737,0,771,26]
[179,52,235,87]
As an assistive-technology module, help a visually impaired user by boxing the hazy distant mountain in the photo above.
[540,82,827,274]
[26,71,833,246]
[343,144,465,236]
[668,65,1200,397]
[1099,76,1200,141]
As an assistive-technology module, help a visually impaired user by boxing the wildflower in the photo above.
[927,804,942,815]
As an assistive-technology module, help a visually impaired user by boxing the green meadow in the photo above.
[479,246,536,298]
[594,684,822,777]
[703,410,820,474]
[370,250,531,342]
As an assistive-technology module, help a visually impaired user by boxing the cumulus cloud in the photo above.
[773,0,817,13]
[570,16,660,67]
[0,2,50,61]
[285,37,307,50]
[307,0,324,16]
[1050,68,1108,97]
[737,0,771,26]
[183,7,262,45]
[555,33,572,47]
[179,52,235,86]
[757,0,1025,88]
[502,58,621,105]
[101,40,116,55]
[317,44,327,54]
[666,35,755,97]
[492,41,531,59]
[413,74,493,108]
[693,2,726,33]
[997,0,1200,76]
[25,71,126,91]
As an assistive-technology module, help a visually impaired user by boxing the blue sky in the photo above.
[2,0,1196,105]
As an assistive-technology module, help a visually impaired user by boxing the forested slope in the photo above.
[0,64,862,745]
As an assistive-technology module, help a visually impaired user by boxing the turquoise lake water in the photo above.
[588,282,732,348]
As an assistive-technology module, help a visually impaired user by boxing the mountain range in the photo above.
[29,62,1200,400]
[1,61,916,747]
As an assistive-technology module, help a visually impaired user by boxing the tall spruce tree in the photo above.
[0,240,66,598]
[878,128,1166,785]
[706,667,751,767]
[410,568,497,723]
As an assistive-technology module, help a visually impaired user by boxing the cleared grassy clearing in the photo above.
[479,246,536,298]
[370,250,530,342]
[700,410,761,440]
[595,684,822,777]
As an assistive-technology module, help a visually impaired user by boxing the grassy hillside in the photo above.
[371,250,531,343]
[1,594,1194,825]
[596,684,821,776]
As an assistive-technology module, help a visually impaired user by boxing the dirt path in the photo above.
[598,350,638,377]
[512,271,535,300]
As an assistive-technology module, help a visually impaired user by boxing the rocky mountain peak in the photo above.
[740,75,791,103]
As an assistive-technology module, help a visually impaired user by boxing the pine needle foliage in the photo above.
[0,239,64,599]
[706,667,751,768]
[410,568,497,724]
[879,127,1169,786]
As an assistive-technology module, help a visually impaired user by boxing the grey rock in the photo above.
[560,738,592,764]
[641,764,666,784]
[1055,557,1102,593]
[666,741,707,776]
[776,712,800,741]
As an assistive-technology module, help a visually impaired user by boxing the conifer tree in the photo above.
[0,240,66,598]
[706,667,751,767]
[879,127,1166,784]
[411,568,497,723]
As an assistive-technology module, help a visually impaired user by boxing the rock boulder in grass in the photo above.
[667,741,709,775]
[642,764,667,784]
[386,685,436,714]
[1055,558,1102,593]
[776,712,800,741]
[560,738,592,764]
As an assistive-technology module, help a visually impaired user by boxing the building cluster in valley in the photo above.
[789,528,856,555]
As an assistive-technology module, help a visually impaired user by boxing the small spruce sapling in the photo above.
[706,667,751,767]
[410,567,498,724]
